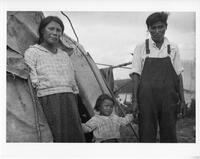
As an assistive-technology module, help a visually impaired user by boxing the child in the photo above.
[81,94,133,143]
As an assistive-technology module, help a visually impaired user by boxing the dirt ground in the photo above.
[119,117,195,143]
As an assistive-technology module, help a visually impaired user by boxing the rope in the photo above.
[61,11,79,43]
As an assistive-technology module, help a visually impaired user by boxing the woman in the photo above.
[24,16,85,142]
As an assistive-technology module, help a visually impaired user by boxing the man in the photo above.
[130,12,185,142]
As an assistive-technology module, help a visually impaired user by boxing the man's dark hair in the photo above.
[94,94,115,111]
[38,16,65,44]
[146,12,169,29]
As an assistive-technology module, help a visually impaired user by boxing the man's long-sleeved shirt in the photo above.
[130,37,184,76]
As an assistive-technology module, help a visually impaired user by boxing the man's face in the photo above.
[148,21,167,43]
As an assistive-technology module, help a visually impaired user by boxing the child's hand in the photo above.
[126,113,133,118]
[81,123,93,133]
[126,114,134,121]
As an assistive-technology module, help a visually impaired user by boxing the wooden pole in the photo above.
[27,77,42,142]
[96,62,132,69]
[112,62,132,69]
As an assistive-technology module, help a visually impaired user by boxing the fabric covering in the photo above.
[7,11,111,142]
[7,48,30,79]
[7,11,43,55]
[100,67,114,91]
[7,74,53,142]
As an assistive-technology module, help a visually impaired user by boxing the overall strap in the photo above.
[146,39,171,55]
[167,44,171,55]
[145,39,150,54]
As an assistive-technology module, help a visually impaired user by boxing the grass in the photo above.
[119,117,195,143]
[176,117,195,143]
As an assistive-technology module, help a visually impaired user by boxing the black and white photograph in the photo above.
[1,0,200,159]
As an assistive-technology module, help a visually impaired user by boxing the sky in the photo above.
[44,11,195,79]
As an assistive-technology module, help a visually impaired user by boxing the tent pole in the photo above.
[101,76,139,141]
[28,77,42,142]
[61,11,79,43]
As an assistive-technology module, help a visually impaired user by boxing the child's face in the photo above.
[99,99,114,116]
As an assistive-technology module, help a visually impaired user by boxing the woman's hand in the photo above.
[32,82,39,89]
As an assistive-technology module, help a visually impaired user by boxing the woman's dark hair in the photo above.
[146,12,169,29]
[38,16,64,44]
[94,94,115,111]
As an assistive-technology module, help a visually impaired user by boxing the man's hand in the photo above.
[130,73,140,124]
[177,100,186,118]
[132,100,139,114]
[177,74,186,118]
[132,100,139,124]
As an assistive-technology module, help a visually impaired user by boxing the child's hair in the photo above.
[94,94,115,111]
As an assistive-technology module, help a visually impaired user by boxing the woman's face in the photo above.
[42,21,62,45]
[99,99,114,116]
[148,21,167,43]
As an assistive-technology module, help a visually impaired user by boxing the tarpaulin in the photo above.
[7,47,30,79]
[7,74,53,142]
[100,67,114,91]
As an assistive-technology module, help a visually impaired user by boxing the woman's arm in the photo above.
[24,48,39,88]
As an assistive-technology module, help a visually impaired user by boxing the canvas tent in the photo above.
[7,11,111,142]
